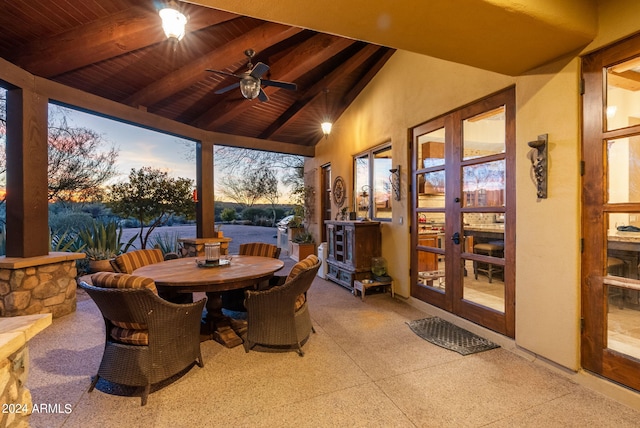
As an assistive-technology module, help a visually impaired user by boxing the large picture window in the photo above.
[354,143,392,221]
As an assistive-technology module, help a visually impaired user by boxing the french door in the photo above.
[410,87,515,337]
[582,35,640,391]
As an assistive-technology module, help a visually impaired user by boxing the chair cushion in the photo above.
[113,249,164,274]
[91,272,158,331]
[91,272,158,294]
[110,326,149,346]
[239,242,279,258]
[286,254,319,282]
[294,293,306,311]
[286,255,318,312]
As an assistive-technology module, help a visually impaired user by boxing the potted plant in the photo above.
[78,220,137,273]
[287,214,305,242]
[290,230,316,262]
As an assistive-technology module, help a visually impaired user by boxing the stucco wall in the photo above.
[307,50,585,369]
[307,1,640,372]
[514,57,581,369]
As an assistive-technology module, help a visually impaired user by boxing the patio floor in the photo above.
[26,263,640,427]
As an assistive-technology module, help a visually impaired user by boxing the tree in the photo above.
[211,146,300,210]
[216,166,280,216]
[251,168,279,224]
[107,167,195,249]
[0,92,118,204]
[47,116,118,203]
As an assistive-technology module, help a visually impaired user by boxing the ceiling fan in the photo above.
[206,49,297,102]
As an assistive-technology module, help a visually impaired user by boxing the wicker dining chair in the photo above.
[221,242,282,313]
[238,242,281,259]
[110,248,164,274]
[243,256,321,356]
[79,273,206,406]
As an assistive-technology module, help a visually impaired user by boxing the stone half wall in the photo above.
[0,314,52,428]
[0,253,86,319]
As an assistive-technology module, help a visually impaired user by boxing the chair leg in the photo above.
[88,374,100,392]
[296,343,305,357]
[196,350,204,368]
[311,325,316,334]
[141,384,150,406]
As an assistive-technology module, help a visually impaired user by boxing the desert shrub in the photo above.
[49,210,94,234]
[220,208,236,222]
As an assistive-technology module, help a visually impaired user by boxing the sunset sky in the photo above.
[60,106,197,184]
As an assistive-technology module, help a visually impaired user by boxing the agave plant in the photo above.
[150,231,180,256]
[50,228,85,253]
[78,220,137,260]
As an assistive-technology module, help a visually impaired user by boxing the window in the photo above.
[353,143,392,221]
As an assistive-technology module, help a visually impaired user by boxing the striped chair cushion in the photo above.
[91,272,157,332]
[286,254,319,282]
[110,326,149,346]
[113,249,164,274]
[239,242,279,258]
[286,254,319,312]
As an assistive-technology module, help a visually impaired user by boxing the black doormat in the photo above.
[407,317,500,355]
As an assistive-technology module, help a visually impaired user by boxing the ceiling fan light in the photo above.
[240,76,261,100]
[321,121,333,137]
[159,5,187,42]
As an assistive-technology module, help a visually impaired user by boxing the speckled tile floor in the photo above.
[26,265,640,427]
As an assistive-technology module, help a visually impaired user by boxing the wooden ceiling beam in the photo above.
[0,57,313,157]
[194,33,355,129]
[260,45,383,139]
[13,6,237,78]
[125,22,303,108]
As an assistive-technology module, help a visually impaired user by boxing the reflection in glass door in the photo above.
[411,87,515,337]
[583,39,640,391]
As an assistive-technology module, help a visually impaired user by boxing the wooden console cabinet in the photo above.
[325,220,381,290]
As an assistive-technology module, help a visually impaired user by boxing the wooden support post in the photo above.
[196,141,215,238]
[5,88,49,257]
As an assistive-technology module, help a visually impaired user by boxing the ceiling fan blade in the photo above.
[258,88,269,102]
[206,69,241,79]
[261,79,297,91]
[214,82,240,94]
[250,62,270,79]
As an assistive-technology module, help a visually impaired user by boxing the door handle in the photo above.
[451,232,460,245]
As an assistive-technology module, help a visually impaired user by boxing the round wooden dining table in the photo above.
[134,255,284,348]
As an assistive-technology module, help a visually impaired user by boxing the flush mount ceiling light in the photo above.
[159,1,187,42]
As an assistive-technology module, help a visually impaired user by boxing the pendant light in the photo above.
[321,88,332,138]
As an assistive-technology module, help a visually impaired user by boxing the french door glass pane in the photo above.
[606,56,640,132]
[419,170,445,196]
[463,212,505,252]
[607,212,640,279]
[462,256,505,313]
[417,128,445,168]
[417,213,445,235]
[417,249,445,291]
[607,283,640,360]
[463,106,505,160]
[607,137,640,203]
[462,160,505,207]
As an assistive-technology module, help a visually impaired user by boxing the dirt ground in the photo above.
[120,224,279,255]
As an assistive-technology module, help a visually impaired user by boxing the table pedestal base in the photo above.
[203,291,245,348]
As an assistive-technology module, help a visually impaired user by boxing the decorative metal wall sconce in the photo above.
[389,166,401,201]
[527,134,548,199]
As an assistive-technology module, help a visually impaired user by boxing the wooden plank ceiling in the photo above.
[0,0,394,150]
